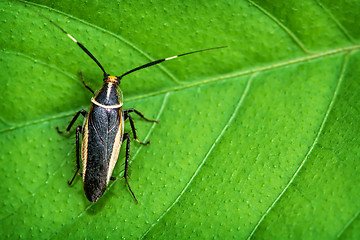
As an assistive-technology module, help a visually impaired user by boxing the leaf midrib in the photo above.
[2,44,359,134]
[137,43,354,240]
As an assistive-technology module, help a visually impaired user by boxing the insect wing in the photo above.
[82,106,124,202]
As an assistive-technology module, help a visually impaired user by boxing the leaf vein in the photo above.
[337,208,360,238]
[1,45,359,133]
[246,51,350,240]
[1,50,79,83]
[127,45,359,102]
[248,0,311,54]
[20,0,182,84]
[0,109,77,134]
[315,0,356,43]
[140,73,255,239]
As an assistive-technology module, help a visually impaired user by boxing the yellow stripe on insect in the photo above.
[165,56,178,60]
[67,33,77,43]
[91,98,123,109]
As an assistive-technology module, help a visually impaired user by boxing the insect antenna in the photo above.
[37,11,108,76]
[118,46,227,80]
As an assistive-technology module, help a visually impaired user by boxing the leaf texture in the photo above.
[0,0,359,239]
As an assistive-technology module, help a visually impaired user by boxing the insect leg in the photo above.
[124,109,159,123]
[68,126,82,185]
[79,71,94,94]
[124,113,150,145]
[123,133,138,203]
[56,110,87,133]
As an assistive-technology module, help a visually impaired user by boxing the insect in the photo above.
[40,12,226,202]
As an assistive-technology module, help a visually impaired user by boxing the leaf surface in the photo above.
[0,0,359,239]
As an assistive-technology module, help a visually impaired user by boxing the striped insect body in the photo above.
[37,10,226,202]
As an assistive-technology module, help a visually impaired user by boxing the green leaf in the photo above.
[1,0,359,239]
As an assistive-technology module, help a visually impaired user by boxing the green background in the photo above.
[1,0,359,239]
